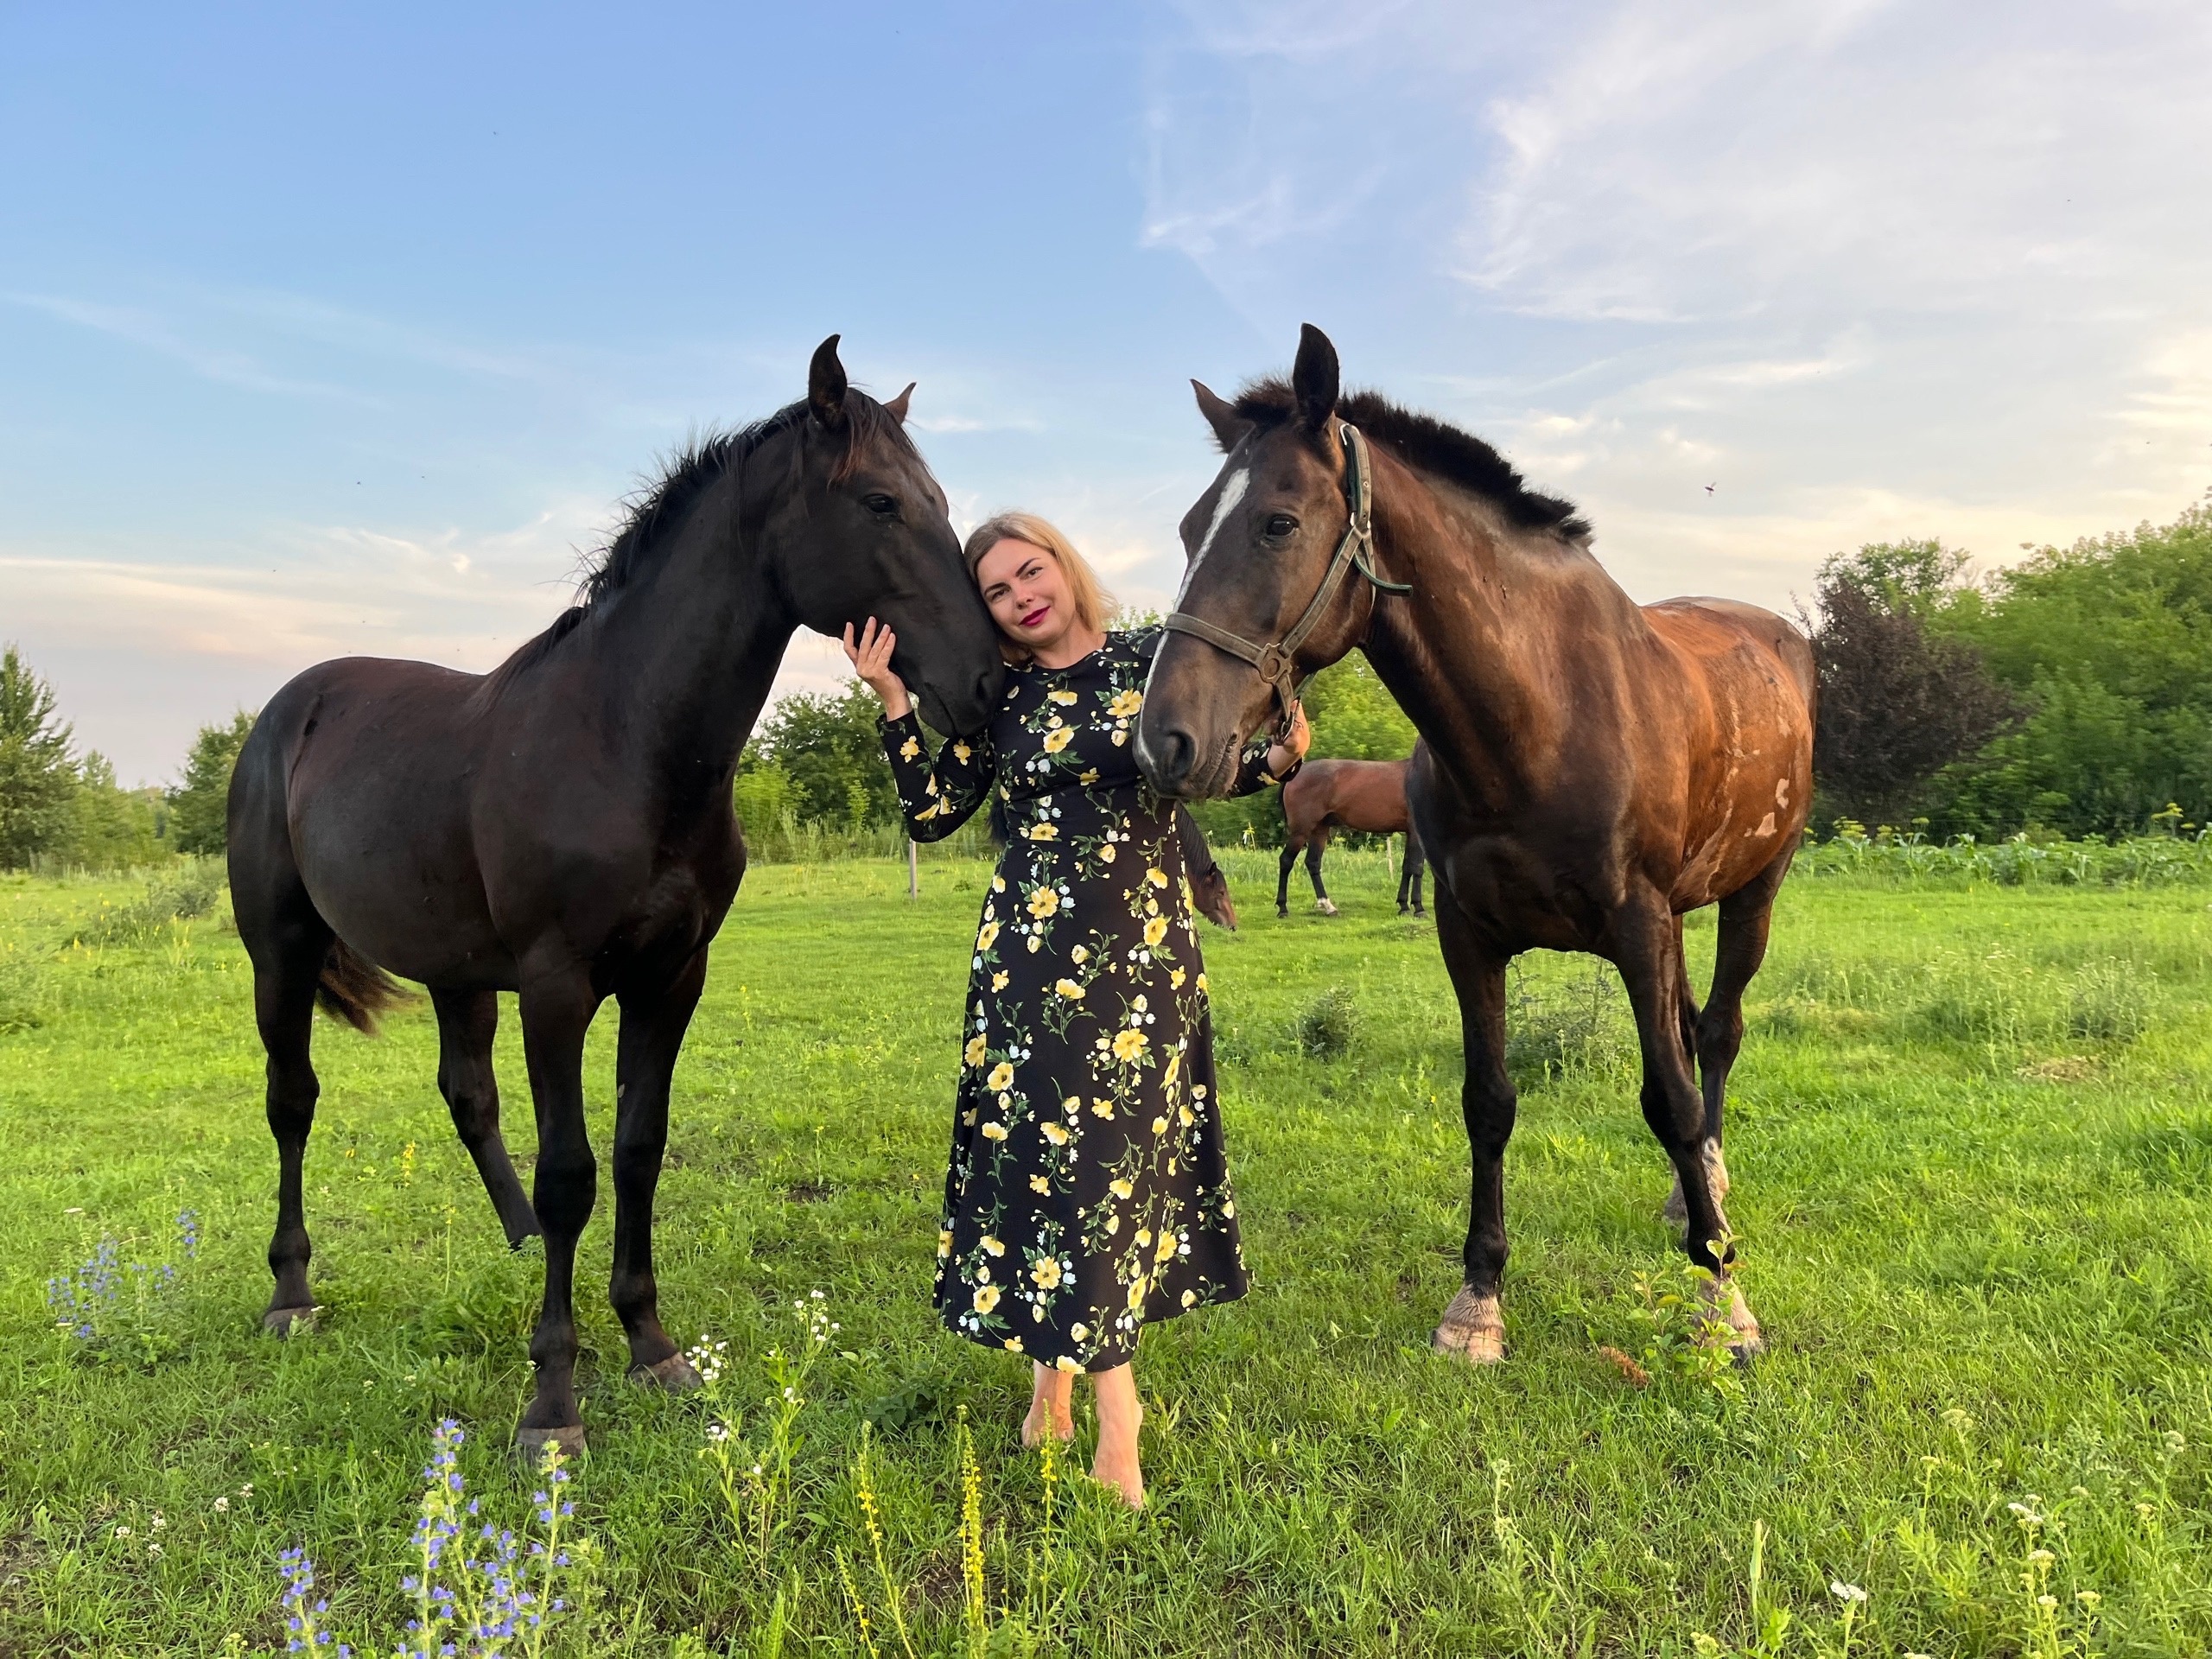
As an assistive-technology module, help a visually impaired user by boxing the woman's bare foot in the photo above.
[1021,1362,1075,1449]
[1089,1363,1145,1508]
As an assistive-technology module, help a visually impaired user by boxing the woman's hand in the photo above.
[841,618,912,720]
[1265,701,1310,779]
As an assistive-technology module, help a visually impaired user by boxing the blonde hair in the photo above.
[963,512,1116,662]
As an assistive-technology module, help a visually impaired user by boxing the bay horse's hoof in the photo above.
[515,1423,588,1461]
[1698,1279,1764,1363]
[1432,1288,1504,1365]
[1314,899,1338,917]
[628,1352,703,1393]
[262,1305,318,1337]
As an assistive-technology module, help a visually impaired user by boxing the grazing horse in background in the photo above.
[228,338,1005,1456]
[1277,751,1427,918]
[1139,324,1815,1366]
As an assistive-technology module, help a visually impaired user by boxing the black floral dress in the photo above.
[883,628,1293,1372]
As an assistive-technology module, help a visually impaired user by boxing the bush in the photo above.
[1295,986,1358,1059]
[62,860,225,948]
[1507,962,1633,1084]
[0,947,46,1033]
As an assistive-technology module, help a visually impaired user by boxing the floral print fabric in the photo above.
[882,628,1291,1372]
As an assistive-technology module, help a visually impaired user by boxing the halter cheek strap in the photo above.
[1161,421,1410,731]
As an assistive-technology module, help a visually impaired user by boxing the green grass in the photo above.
[2,854,2209,1656]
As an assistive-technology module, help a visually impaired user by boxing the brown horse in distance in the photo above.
[1139,325,1815,1365]
[228,338,1004,1456]
[1277,752,1426,918]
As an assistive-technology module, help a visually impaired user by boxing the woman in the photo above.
[842,512,1306,1507]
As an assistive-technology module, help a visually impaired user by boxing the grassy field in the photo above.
[2,851,2209,1656]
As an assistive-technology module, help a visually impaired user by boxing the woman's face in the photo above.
[975,538,1077,655]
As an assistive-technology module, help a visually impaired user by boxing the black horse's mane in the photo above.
[1229,379,1591,543]
[488,392,912,686]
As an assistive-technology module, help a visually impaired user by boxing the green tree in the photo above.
[167,710,258,855]
[1300,655,1417,761]
[64,753,165,870]
[753,681,898,828]
[0,645,80,869]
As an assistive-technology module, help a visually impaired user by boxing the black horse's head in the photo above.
[772,336,1004,735]
[1139,324,1378,798]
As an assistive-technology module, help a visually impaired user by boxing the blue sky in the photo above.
[5,1,2210,782]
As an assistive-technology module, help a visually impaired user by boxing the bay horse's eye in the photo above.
[862,493,899,517]
[1264,513,1299,539]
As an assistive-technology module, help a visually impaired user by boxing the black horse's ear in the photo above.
[808,334,849,429]
[882,381,916,425]
[1192,379,1250,452]
[1292,323,1338,431]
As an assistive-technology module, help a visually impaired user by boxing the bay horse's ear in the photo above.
[1292,322,1339,431]
[1192,379,1250,451]
[808,334,849,430]
[882,382,916,425]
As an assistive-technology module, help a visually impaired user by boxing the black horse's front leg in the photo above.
[610,950,709,1391]
[516,969,601,1456]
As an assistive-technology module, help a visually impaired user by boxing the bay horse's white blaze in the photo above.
[1141,466,1250,778]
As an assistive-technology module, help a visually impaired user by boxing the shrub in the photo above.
[1507,963,1633,1084]
[62,859,225,947]
[1295,986,1358,1059]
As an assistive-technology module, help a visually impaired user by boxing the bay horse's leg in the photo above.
[1307,829,1336,916]
[250,912,330,1335]
[515,969,601,1456]
[1661,914,1711,1229]
[1276,836,1300,918]
[430,988,540,1249]
[1431,890,1514,1364]
[1615,900,1761,1357]
[610,948,709,1391]
[1688,845,1796,1216]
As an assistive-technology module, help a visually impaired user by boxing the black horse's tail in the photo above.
[316,938,416,1035]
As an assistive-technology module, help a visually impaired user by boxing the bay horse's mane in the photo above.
[491,391,914,686]
[1228,378,1592,544]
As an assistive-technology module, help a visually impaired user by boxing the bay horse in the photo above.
[1276,752,1426,918]
[1138,325,1815,1364]
[228,338,1004,1454]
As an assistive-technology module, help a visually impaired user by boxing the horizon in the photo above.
[5,2,2209,785]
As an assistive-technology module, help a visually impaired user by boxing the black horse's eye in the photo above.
[1264,513,1299,539]
[862,493,899,517]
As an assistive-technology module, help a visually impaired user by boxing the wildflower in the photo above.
[213,1497,231,1513]
[1830,1582,1866,1604]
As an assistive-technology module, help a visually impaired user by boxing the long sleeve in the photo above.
[881,711,995,842]
[1229,731,1300,797]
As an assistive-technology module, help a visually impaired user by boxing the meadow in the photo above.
[1,849,2208,1656]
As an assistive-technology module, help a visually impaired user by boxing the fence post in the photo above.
[908,837,919,899]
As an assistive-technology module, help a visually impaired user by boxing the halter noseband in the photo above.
[1161,419,1410,732]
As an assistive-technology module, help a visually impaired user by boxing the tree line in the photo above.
[3,498,2199,872]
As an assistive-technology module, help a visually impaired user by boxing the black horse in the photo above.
[228,338,1004,1454]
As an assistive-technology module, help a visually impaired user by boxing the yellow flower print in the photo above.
[1042,727,1074,753]
[915,801,940,821]
[1126,1274,1147,1311]
[1040,1121,1069,1147]
[1111,1027,1148,1063]
[1071,944,1090,963]
[1027,887,1060,919]
[937,1229,953,1258]
[1109,1177,1134,1200]
[1196,973,1209,994]
[986,1061,1014,1092]
[1155,1232,1179,1266]
[991,874,1006,893]
[982,1236,1006,1256]
[1027,936,1042,953]
[982,1121,1008,1141]
[1222,1199,1236,1219]
[1151,1115,1168,1135]
[1142,916,1169,949]
[1004,1336,1024,1351]
[899,736,921,760]
[1180,1288,1198,1308]
[1028,1173,1050,1194]
[1170,967,1186,989]
[1062,1095,1082,1114]
[1079,769,1101,786]
[1179,1104,1196,1128]
[1090,1097,1115,1118]
[973,1284,1001,1313]
[963,1036,987,1067]
[1135,1228,1152,1249]
[1096,841,1115,861]
[1108,688,1143,718]
[976,919,1000,951]
[1048,688,1078,704]
[1055,1354,1081,1372]
[1026,821,1058,840]
[990,970,1009,992]
[1162,1051,1181,1090]
[1032,1258,1064,1289]
[1146,868,1168,889]
[1111,729,1128,746]
[1053,977,1084,1000]
[952,741,972,762]
[1071,1322,1090,1342]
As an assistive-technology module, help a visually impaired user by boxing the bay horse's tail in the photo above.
[316,938,416,1035]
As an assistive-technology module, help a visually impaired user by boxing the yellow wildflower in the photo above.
[1090,1097,1115,1118]
[1056,1354,1081,1372]
[952,741,971,762]
[990,970,1008,991]
[1170,967,1186,989]
[1071,944,1090,963]
[1161,1051,1180,1090]
[1151,1115,1168,1135]
[1004,1336,1023,1351]
[1180,1288,1198,1308]
[1079,769,1101,786]
[1126,1274,1147,1311]
[1040,1121,1069,1147]
[1097,841,1115,861]
[991,874,1006,893]
[1028,1174,1050,1194]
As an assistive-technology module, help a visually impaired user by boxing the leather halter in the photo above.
[1161,419,1410,732]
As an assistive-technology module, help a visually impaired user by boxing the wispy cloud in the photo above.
[2,290,368,401]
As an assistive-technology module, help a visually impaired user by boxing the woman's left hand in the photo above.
[1265,702,1310,778]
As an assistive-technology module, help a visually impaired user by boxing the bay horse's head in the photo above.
[777,336,1005,735]
[1139,323,1386,798]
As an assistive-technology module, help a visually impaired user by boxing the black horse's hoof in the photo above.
[515,1423,588,1461]
[628,1352,703,1393]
